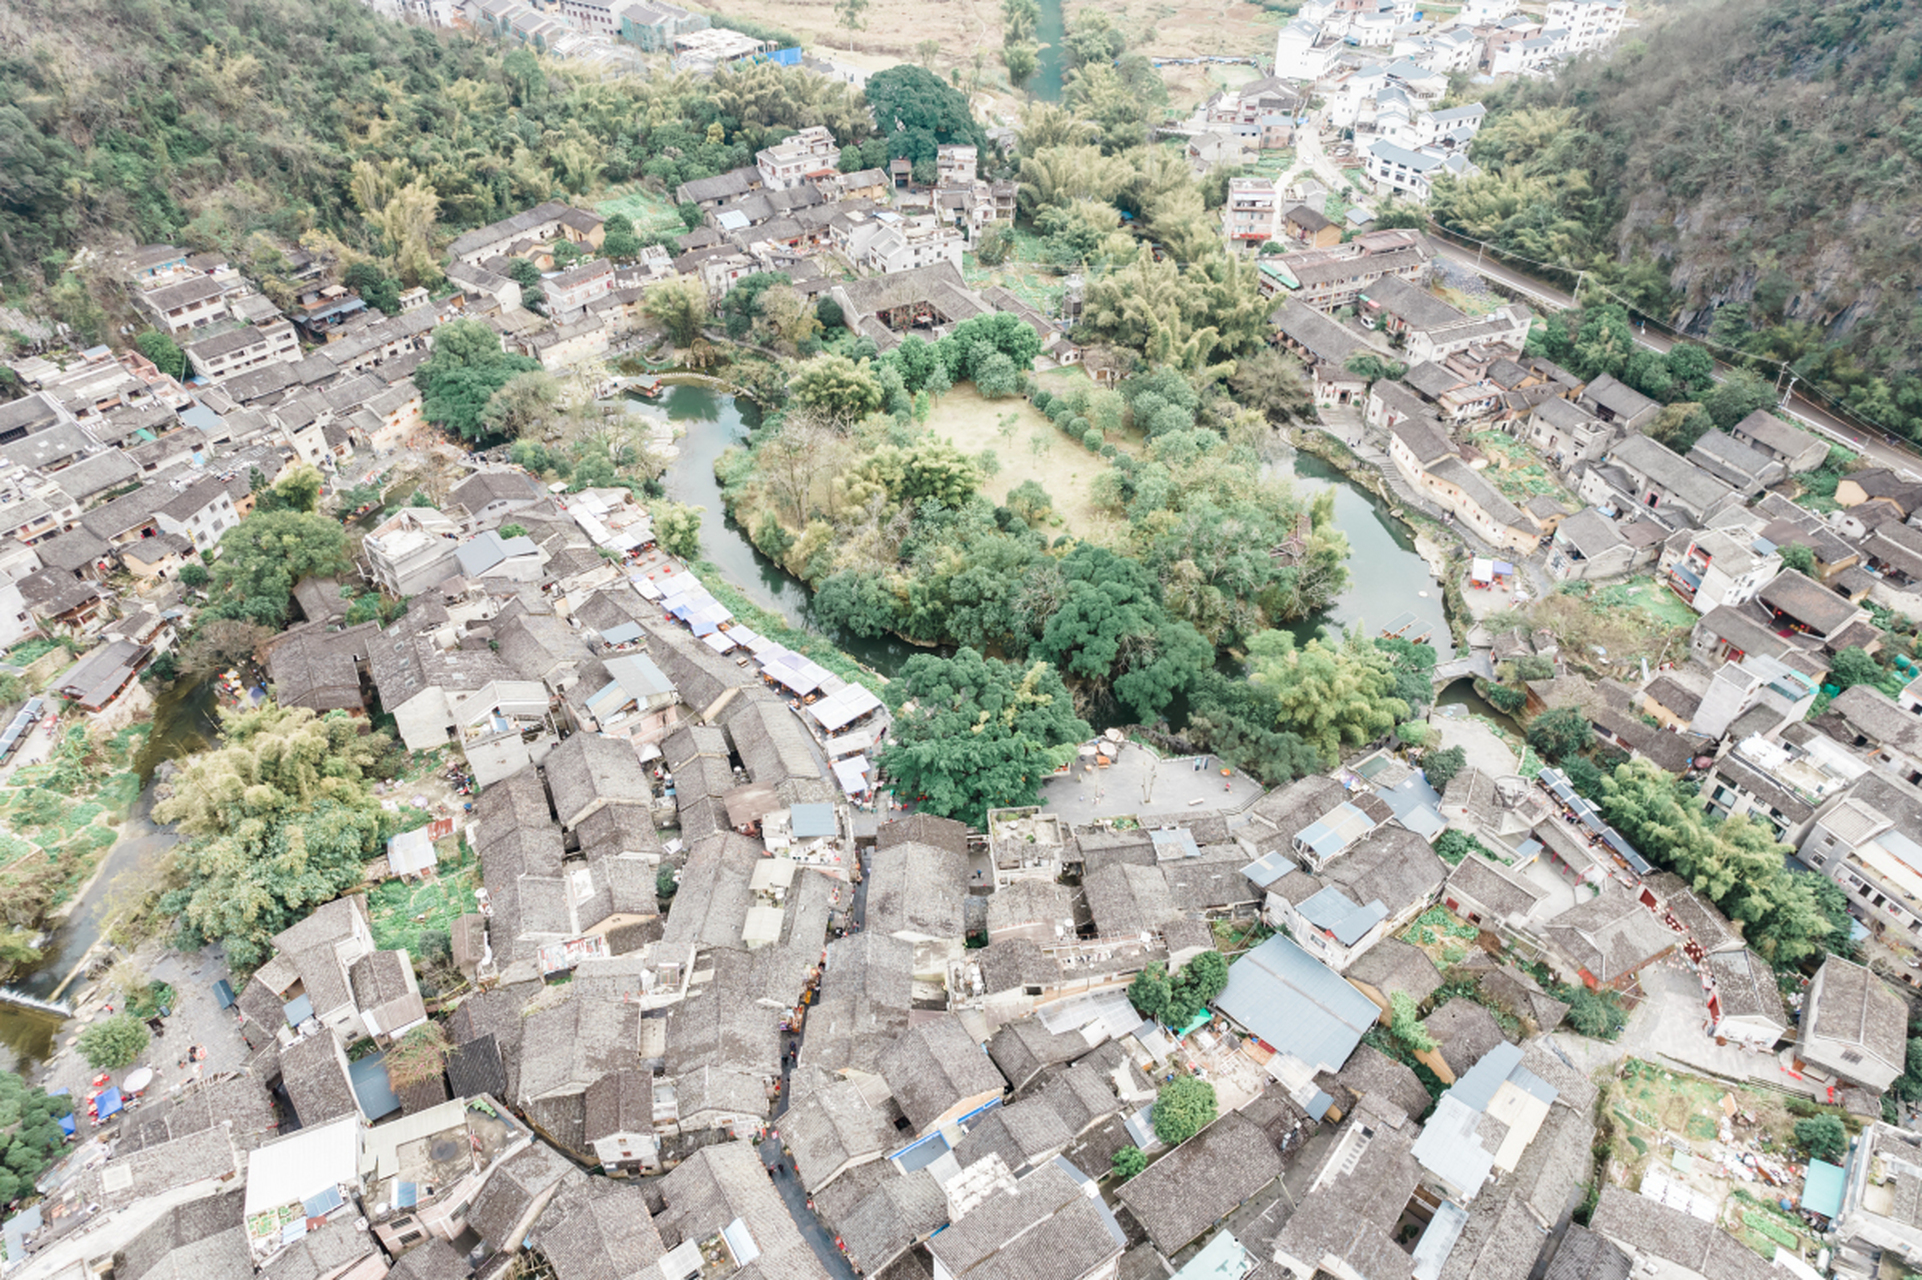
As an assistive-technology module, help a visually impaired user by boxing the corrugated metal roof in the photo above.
[1213,935,1377,1073]
[1298,886,1388,945]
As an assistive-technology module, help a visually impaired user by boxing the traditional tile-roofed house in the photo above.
[880,1015,1005,1135]
[1588,1189,1776,1280]
[278,1031,362,1125]
[654,1142,834,1280]
[802,931,914,1076]
[782,1070,894,1192]
[525,1174,667,1280]
[952,1096,1076,1178]
[1342,936,1441,1017]
[1707,948,1789,1050]
[1271,1100,1425,1280]
[1311,1042,1431,1124]
[544,731,650,829]
[868,837,968,959]
[1544,881,1678,991]
[1799,954,1907,1092]
[517,991,640,1108]
[836,1168,949,1277]
[582,1067,656,1174]
[1116,1112,1286,1254]
[924,1162,1123,1280]
[114,1189,252,1280]
[1727,409,1829,473]
[467,1141,573,1254]
[1419,998,1511,1083]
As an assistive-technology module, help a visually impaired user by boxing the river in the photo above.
[653,383,1454,670]
[647,384,926,678]
[0,681,214,1074]
[1030,0,1067,102]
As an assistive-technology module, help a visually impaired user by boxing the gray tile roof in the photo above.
[528,1172,667,1280]
[115,1189,250,1280]
[385,1238,472,1280]
[837,1169,948,1275]
[880,1015,1005,1133]
[1804,954,1907,1073]
[868,838,969,941]
[951,1096,1075,1175]
[545,731,651,828]
[925,1162,1121,1280]
[655,1141,833,1280]
[782,1071,894,1192]
[1343,936,1441,1004]
[1589,1188,1776,1280]
[279,1032,360,1125]
[1115,1112,1285,1253]
[467,1141,572,1252]
[987,1017,1096,1092]
[1545,1225,1632,1280]
[662,946,783,1079]
[1422,999,1511,1079]
[583,1067,654,1142]
[517,992,639,1103]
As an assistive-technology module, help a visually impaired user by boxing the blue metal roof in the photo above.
[1449,1040,1526,1111]
[1803,1159,1847,1218]
[1213,935,1378,1073]
[1298,886,1389,945]
[1240,850,1297,890]
[600,621,643,644]
[790,802,837,839]
[349,1052,401,1120]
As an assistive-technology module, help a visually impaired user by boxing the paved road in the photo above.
[759,849,869,1280]
[1425,236,1922,480]
[1293,123,1350,197]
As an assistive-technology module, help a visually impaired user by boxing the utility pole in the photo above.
[1781,374,1798,408]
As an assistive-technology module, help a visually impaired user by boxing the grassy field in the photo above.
[926,385,1128,540]
[961,229,1070,317]
[367,836,480,956]
[1469,432,1580,510]
[595,186,684,238]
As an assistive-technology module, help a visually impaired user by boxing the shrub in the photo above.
[1032,389,1054,412]
[1083,427,1104,450]
[79,1013,150,1069]
[1153,1075,1217,1145]
[1565,990,1626,1040]
[1794,1115,1848,1163]
[1112,1145,1147,1181]
[1424,745,1467,792]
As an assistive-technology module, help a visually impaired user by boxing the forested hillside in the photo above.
[0,0,869,337]
[1433,0,1922,438]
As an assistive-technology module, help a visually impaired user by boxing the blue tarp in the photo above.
[1803,1159,1847,1218]
[94,1086,123,1119]
[348,1052,401,1120]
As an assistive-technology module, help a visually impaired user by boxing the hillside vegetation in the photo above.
[0,0,870,340]
[1434,0,1922,438]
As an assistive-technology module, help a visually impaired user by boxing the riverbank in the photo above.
[1289,424,1475,651]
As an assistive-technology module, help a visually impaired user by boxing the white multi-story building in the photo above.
[1365,139,1475,202]
[1545,0,1626,51]
[755,126,839,191]
[1222,177,1283,251]
[1274,20,1342,81]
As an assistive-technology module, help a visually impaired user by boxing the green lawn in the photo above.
[595,186,684,237]
[961,227,1068,316]
[367,838,480,956]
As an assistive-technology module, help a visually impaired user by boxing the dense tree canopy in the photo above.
[202,510,353,628]
[1599,759,1846,966]
[863,64,988,167]
[415,319,543,444]
[155,704,405,968]
[876,648,1090,828]
[0,1071,73,1203]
